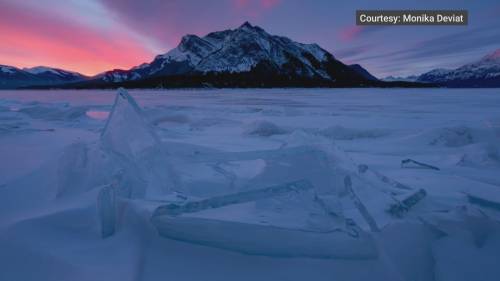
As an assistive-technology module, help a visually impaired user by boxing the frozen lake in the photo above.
[1,88,499,184]
[1,88,500,281]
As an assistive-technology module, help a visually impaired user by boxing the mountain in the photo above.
[0,65,86,89]
[96,68,141,83]
[382,75,418,82]
[1,65,38,89]
[348,64,378,81]
[24,66,86,82]
[77,21,380,88]
[417,49,500,87]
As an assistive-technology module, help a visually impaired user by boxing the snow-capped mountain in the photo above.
[382,75,418,82]
[1,65,36,89]
[91,22,374,87]
[95,69,142,83]
[0,65,86,89]
[417,49,500,87]
[24,66,85,81]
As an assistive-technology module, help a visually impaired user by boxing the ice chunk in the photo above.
[101,88,160,158]
[358,164,413,191]
[18,104,88,121]
[243,145,348,196]
[55,140,151,199]
[97,185,116,238]
[99,88,179,198]
[428,126,474,147]
[56,142,115,198]
[344,176,380,232]
[432,219,500,281]
[243,120,288,137]
[153,179,314,217]
[56,89,179,200]
[318,125,389,140]
[153,178,350,233]
[456,143,500,167]
[401,159,440,170]
[185,140,406,230]
[388,189,427,218]
[467,192,500,212]
[152,216,378,259]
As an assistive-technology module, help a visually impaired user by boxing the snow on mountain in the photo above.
[417,69,453,83]
[382,75,418,82]
[0,65,87,89]
[0,65,17,74]
[97,69,142,83]
[187,22,331,77]
[95,22,368,86]
[24,66,86,81]
[0,64,21,74]
[24,66,63,75]
[417,49,500,87]
[0,64,40,89]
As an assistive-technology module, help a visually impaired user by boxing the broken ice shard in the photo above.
[101,88,160,159]
[388,189,427,218]
[467,193,500,212]
[344,175,380,232]
[358,164,413,191]
[153,216,378,259]
[401,159,440,170]
[100,88,179,199]
[97,184,116,238]
[153,179,314,217]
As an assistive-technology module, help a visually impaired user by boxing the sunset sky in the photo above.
[1,0,500,77]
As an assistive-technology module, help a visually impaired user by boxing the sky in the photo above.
[1,0,500,77]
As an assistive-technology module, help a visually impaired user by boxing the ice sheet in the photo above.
[1,88,500,281]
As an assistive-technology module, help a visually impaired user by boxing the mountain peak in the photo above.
[239,21,253,29]
[178,34,208,50]
[237,21,264,33]
[24,66,61,75]
[180,34,201,43]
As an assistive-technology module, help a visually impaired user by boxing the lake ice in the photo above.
[0,88,499,281]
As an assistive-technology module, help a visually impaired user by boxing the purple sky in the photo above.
[1,0,499,77]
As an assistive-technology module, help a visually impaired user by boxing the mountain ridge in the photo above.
[4,22,440,89]
[0,65,87,89]
[92,21,372,88]
[408,49,500,87]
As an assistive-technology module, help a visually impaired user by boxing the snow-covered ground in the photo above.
[0,88,499,281]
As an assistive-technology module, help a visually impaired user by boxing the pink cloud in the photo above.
[100,0,229,49]
[234,0,281,9]
[99,0,282,51]
[232,0,281,18]
[338,26,364,42]
[338,25,386,43]
[0,2,154,75]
